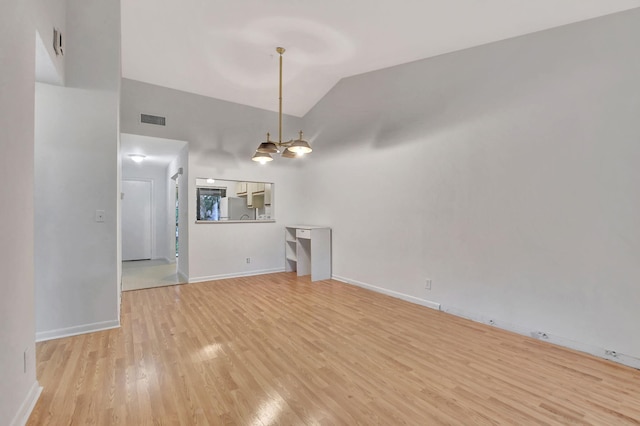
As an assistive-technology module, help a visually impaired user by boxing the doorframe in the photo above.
[122,178,155,261]
[175,182,179,258]
[170,168,183,262]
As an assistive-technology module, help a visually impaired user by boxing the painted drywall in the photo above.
[35,84,120,339]
[120,79,306,282]
[0,0,41,423]
[122,161,171,260]
[34,0,121,341]
[300,9,640,361]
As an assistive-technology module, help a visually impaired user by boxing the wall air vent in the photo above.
[140,114,166,126]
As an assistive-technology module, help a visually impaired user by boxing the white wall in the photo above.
[122,161,170,260]
[34,0,121,341]
[120,80,305,282]
[187,164,300,281]
[301,9,640,365]
[0,1,41,423]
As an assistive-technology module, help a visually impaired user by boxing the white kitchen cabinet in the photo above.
[285,225,331,281]
[237,182,271,207]
[246,183,264,209]
[264,184,272,205]
[236,181,247,195]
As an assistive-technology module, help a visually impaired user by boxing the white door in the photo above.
[122,179,152,261]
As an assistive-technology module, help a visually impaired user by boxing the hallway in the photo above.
[122,259,185,291]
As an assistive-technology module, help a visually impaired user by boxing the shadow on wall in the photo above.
[191,137,239,174]
[305,23,610,156]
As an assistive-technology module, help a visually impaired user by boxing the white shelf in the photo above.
[284,225,331,281]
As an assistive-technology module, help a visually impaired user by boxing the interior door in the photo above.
[122,179,152,261]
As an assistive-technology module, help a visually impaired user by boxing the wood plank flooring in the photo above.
[28,272,640,425]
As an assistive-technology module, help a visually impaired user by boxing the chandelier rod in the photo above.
[277,47,285,145]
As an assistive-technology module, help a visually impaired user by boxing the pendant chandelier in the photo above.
[252,47,312,164]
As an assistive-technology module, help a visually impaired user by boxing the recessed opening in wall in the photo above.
[195,178,274,223]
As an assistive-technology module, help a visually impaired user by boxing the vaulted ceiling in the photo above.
[121,1,640,117]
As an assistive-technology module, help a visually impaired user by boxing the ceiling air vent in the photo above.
[140,114,166,126]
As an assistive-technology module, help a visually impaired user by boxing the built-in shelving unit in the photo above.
[285,228,297,264]
[285,225,331,281]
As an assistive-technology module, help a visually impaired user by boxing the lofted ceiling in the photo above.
[121,1,640,117]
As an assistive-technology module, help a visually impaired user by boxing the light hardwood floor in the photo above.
[28,273,640,425]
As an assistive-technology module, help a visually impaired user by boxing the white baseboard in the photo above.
[332,275,441,311]
[440,305,532,336]
[36,319,120,342]
[189,268,285,284]
[332,275,640,370]
[10,380,42,426]
[440,304,640,370]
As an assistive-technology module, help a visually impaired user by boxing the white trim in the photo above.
[177,270,188,283]
[189,268,285,283]
[439,305,640,370]
[332,275,441,311]
[440,305,532,335]
[36,320,120,342]
[195,220,276,224]
[9,380,42,426]
[331,275,640,370]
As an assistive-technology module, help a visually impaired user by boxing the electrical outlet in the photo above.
[425,279,432,290]
[531,331,549,340]
[246,257,251,264]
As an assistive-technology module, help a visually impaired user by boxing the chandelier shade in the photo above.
[281,148,297,158]
[257,133,279,154]
[251,151,274,164]
[288,131,312,154]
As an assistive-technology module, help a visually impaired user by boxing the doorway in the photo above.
[120,133,188,291]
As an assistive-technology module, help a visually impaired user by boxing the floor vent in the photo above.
[140,114,166,126]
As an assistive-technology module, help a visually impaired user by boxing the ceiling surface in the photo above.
[121,133,186,166]
[121,1,640,117]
